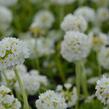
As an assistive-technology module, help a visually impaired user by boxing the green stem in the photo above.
[81,63,88,97]
[56,55,65,82]
[2,72,10,87]
[75,61,81,98]
[14,68,30,109]
[75,61,81,108]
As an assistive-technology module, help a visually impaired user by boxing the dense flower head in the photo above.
[51,0,75,5]
[0,85,21,109]
[74,6,95,22]
[31,10,55,30]
[96,7,109,23]
[0,37,30,70]
[61,31,92,62]
[35,90,67,109]
[98,46,109,70]
[0,6,12,31]
[88,30,108,51]
[0,0,18,7]
[61,14,87,32]
[95,76,109,105]
[15,69,48,95]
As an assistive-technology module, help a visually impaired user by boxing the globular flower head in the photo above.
[0,85,21,109]
[30,10,55,31]
[95,76,109,105]
[89,30,108,51]
[98,46,109,70]
[61,14,87,32]
[96,7,109,23]
[0,37,30,70]
[74,6,95,23]
[61,31,92,62]
[35,90,67,109]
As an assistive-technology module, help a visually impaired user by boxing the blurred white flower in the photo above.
[0,6,12,32]
[0,85,21,109]
[0,0,17,7]
[95,76,109,105]
[88,77,99,85]
[98,46,109,69]
[15,69,48,95]
[0,37,30,70]
[61,31,92,62]
[67,87,78,107]
[56,85,78,108]
[74,6,95,23]
[31,10,55,30]
[35,37,55,57]
[51,0,75,5]
[96,7,109,23]
[61,14,87,32]
[36,90,67,109]
[89,30,108,51]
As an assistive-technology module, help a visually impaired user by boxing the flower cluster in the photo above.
[35,90,67,109]
[95,76,109,105]
[0,85,21,109]
[61,31,92,62]
[0,37,30,70]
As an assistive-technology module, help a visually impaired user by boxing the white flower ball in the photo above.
[61,14,87,32]
[95,76,109,105]
[0,0,17,7]
[31,10,55,29]
[89,30,108,51]
[0,37,30,70]
[51,0,75,5]
[61,31,92,62]
[98,46,109,69]
[0,6,12,31]
[15,72,40,95]
[0,85,21,109]
[96,7,109,23]
[35,90,67,109]
[74,6,96,23]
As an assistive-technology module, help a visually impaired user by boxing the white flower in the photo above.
[2,69,16,88]
[61,14,87,32]
[0,6,12,31]
[74,6,95,23]
[30,70,48,86]
[88,77,99,85]
[98,46,109,69]
[0,85,21,109]
[0,37,30,70]
[31,10,55,30]
[15,69,48,95]
[0,0,17,7]
[51,0,75,5]
[95,76,109,105]
[89,30,108,51]
[15,72,40,95]
[96,7,109,23]
[0,85,11,94]
[67,87,78,107]
[61,31,92,62]
[35,37,55,57]
[35,90,67,109]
